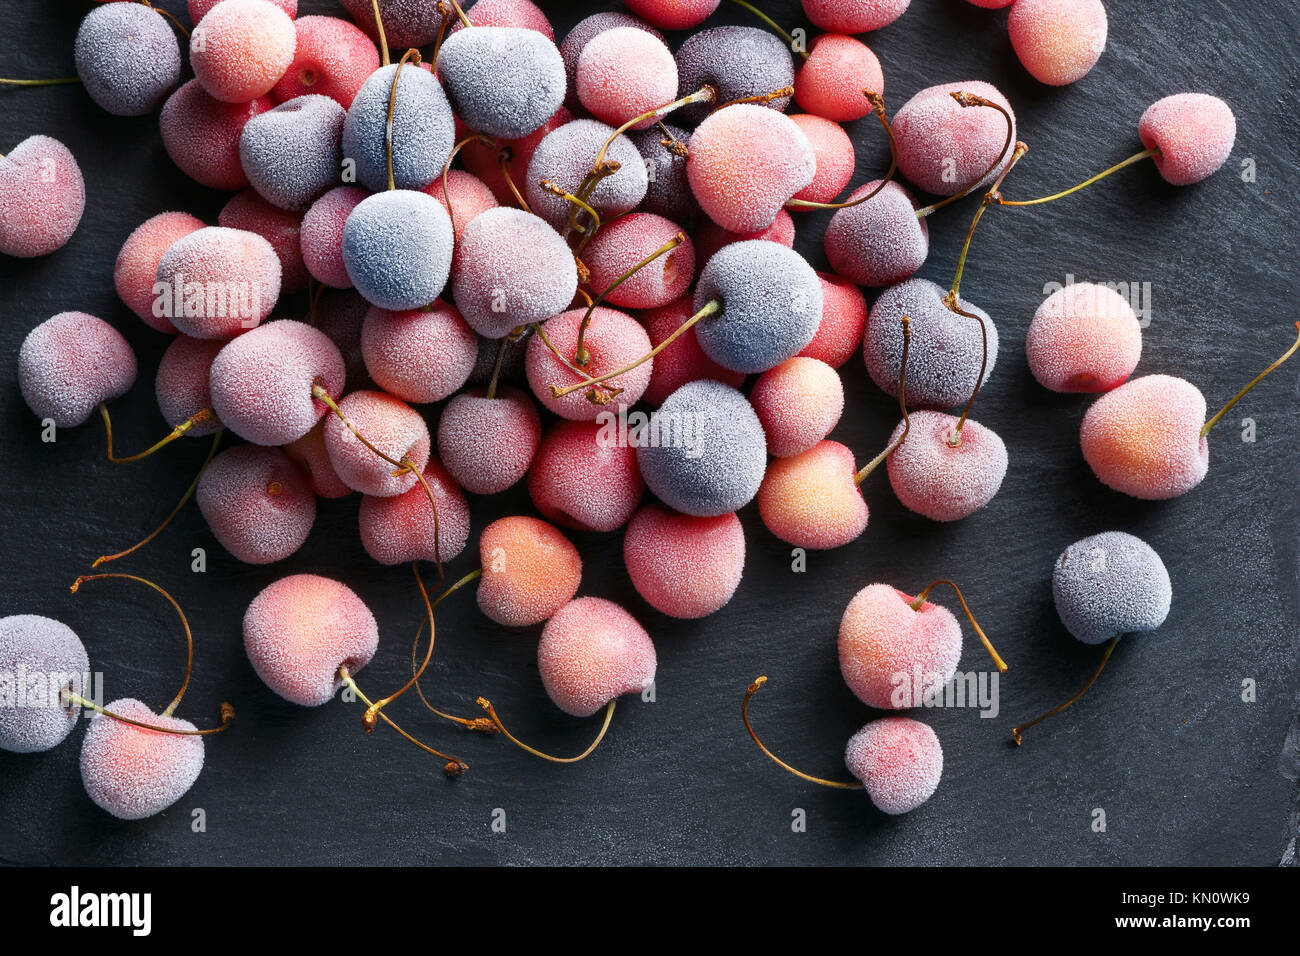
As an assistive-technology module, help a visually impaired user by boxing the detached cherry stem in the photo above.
[787,92,897,210]
[855,315,911,485]
[99,403,214,463]
[741,678,862,789]
[476,697,616,764]
[0,78,80,87]
[909,579,1007,673]
[338,666,467,775]
[1200,322,1300,439]
[1011,636,1118,745]
[66,572,235,735]
[914,93,1015,219]
[997,146,1161,207]
[362,562,447,729]
[550,299,721,400]
[573,232,685,366]
[93,428,224,568]
[727,0,808,60]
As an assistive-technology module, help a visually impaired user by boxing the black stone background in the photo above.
[0,0,1297,866]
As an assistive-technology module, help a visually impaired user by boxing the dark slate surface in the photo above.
[1,0,1297,866]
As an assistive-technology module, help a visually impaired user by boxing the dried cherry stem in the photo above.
[311,384,443,578]
[915,93,1015,219]
[550,299,721,400]
[727,0,809,60]
[99,403,215,463]
[93,428,224,568]
[368,0,391,65]
[66,572,235,735]
[338,666,467,775]
[742,677,863,789]
[1200,322,1300,438]
[407,568,495,733]
[909,579,1007,673]
[787,92,897,210]
[364,562,472,727]
[657,121,688,157]
[476,697,617,764]
[854,315,910,484]
[996,146,1160,207]
[0,78,80,87]
[139,0,190,39]
[1011,636,1118,745]
[573,232,685,366]
[384,48,422,192]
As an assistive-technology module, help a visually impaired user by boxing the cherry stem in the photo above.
[915,93,1015,219]
[445,0,473,28]
[909,579,1007,673]
[496,146,532,213]
[530,321,594,385]
[139,0,190,39]
[855,316,911,484]
[369,0,391,65]
[311,384,443,578]
[1011,635,1118,745]
[384,49,422,192]
[484,336,510,400]
[64,692,234,736]
[657,121,688,157]
[727,0,808,59]
[93,428,224,568]
[997,146,1160,207]
[408,569,495,733]
[945,297,989,444]
[431,2,452,69]
[586,85,717,185]
[541,178,601,236]
[788,93,897,210]
[362,562,445,728]
[442,131,498,259]
[550,299,721,400]
[338,666,467,775]
[573,232,685,366]
[476,697,617,764]
[948,140,1028,305]
[713,85,794,112]
[1201,321,1300,439]
[67,573,233,736]
[99,403,215,463]
[741,677,863,789]
[0,78,80,87]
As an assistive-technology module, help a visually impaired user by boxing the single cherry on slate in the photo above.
[477,597,656,765]
[1080,324,1300,500]
[742,677,945,815]
[1012,532,1171,744]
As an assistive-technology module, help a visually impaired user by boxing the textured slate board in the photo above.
[1,0,1297,866]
